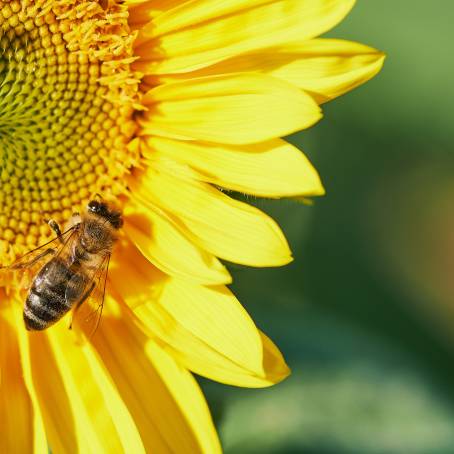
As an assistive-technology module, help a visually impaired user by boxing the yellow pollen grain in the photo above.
[0,0,140,264]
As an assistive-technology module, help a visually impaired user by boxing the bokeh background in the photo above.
[201,2,454,453]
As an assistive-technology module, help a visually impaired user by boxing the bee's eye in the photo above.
[88,200,100,212]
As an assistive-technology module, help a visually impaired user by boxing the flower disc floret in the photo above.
[0,0,139,262]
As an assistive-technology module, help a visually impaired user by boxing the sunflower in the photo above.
[0,0,384,452]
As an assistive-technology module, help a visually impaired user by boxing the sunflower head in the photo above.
[0,1,384,453]
[0,0,139,263]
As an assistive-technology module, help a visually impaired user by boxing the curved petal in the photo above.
[155,39,385,104]
[28,326,139,454]
[133,275,290,387]
[127,0,186,28]
[0,302,47,454]
[54,327,145,454]
[108,237,164,309]
[90,300,221,453]
[27,332,89,454]
[259,38,385,103]
[128,162,293,267]
[134,0,356,74]
[142,136,324,197]
[123,200,231,285]
[140,74,321,145]
[136,0,280,39]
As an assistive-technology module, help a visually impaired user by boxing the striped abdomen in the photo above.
[24,257,84,331]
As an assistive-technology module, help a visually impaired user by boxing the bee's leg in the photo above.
[13,248,55,270]
[70,213,81,227]
[69,282,96,330]
[47,219,64,244]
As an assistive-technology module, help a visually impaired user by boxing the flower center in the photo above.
[0,1,140,264]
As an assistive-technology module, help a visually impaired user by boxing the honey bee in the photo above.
[1,199,122,332]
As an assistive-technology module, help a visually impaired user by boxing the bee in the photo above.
[1,199,122,332]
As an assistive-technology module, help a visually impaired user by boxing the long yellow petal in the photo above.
[28,333,80,454]
[134,0,355,74]
[128,162,293,267]
[123,200,231,285]
[136,0,278,39]
[52,325,145,454]
[0,301,47,454]
[155,38,385,104]
[108,238,164,309]
[259,38,385,103]
[28,325,142,454]
[140,74,321,145]
[91,301,221,453]
[142,136,324,197]
[14,304,49,454]
[133,276,290,387]
[127,0,185,28]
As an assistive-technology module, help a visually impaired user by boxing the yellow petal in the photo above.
[0,301,47,454]
[123,200,231,285]
[90,301,221,453]
[134,276,290,387]
[136,0,275,40]
[143,136,324,197]
[140,74,321,145]
[260,331,292,383]
[55,326,145,453]
[129,162,292,266]
[109,239,164,309]
[134,0,355,74]
[28,333,80,454]
[260,38,385,103]
[127,0,185,28]
[29,325,138,454]
[155,38,385,104]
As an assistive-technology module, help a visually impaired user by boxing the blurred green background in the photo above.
[201,2,454,453]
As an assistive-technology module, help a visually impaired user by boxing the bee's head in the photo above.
[87,199,123,229]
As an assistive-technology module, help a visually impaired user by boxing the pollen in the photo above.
[0,0,140,263]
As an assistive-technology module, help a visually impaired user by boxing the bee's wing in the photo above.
[0,226,80,290]
[67,253,111,339]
